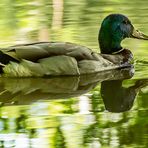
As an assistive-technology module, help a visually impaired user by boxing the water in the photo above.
[0,0,148,148]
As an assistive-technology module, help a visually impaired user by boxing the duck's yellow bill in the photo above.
[131,28,148,40]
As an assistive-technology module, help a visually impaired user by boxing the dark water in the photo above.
[0,0,148,148]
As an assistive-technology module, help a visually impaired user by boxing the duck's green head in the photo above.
[99,14,148,54]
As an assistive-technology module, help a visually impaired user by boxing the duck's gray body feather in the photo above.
[0,42,132,77]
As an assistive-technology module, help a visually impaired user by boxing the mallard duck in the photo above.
[0,14,148,77]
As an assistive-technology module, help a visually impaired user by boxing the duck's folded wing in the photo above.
[1,42,96,61]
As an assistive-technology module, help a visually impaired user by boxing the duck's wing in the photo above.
[1,42,97,62]
[1,41,128,64]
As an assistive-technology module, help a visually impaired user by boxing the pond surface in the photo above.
[0,0,148,148]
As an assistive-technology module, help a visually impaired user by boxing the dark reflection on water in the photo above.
[0,68,133,105]
[0,0,148,147]
[101,79,148,113]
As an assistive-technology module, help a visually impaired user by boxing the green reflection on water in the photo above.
[0,68,147,147]
[0,86,147,147]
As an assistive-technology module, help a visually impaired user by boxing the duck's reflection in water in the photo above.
[101,79,148,112]
[0,67,134,106]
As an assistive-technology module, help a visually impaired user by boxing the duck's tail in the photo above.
[0,50,18,73]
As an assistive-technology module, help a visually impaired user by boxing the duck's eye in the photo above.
[122,20,128,25]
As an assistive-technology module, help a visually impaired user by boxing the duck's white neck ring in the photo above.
[112,48,124,54]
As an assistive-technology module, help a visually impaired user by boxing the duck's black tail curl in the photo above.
[0,51,18,73]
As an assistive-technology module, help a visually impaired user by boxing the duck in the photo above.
[0,14,148,77]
